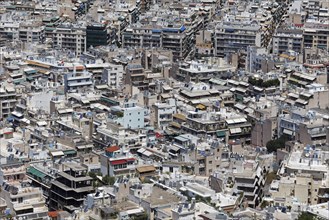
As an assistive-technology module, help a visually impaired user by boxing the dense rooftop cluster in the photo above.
[0,0,328,220]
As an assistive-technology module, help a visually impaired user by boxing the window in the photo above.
[18,197,23,203]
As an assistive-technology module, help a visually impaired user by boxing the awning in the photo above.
[170,145,181,152]
[173,113,186,121]
[50,151,64,157]
[216,130,226,138]
[21,118,30,124]
[283,129,293,135]
[142,150,153,157]
[161,93,172,99]
[11,111,23,118]
[37,121,47,126]
[137,148,145,154]
[110,158,135,166]
[14,205,33,211]
[295,99,308,105]
[27,167,46,179]
[226,118,247,124]
[230,128,242,134]
[136,165,156,173]
[170,121,181,128]
[63,149,77,155]
[234,103,246,110]
[196,104,206,110]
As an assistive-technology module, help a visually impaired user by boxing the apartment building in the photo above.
[283,147,328,180]
[296,118,329,147]
[214,22,264,57]
[272,28,303,54]
[226,117,252,145]
[251,118,276,147]
[303,21,329,51]
[152,98,176,130]
[49,163,94,212]
[18,23,45,43]
[0,22,19,40]
[51,25,87,56]
[234,161,267,208]
[177,60,235,82]
[270,174,322,207]
[102,64,124,89]
[64,70,93,93]
[109,100,145,129]
[0,83,17,119]
[0,158,48,219]
[100,146,136,177]
[125,64,145,89]
[86,23,113,48]
[122,25,193,61]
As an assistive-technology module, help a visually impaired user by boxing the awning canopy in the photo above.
[283,129,293,135]
[11,111,23,118]
[216,130,226,138]
[230,128,242,134]
[27,167,46,179]
[50,151,64,157]
[63,149,77,155]
[136,165,156,173]
[37,121,47,126]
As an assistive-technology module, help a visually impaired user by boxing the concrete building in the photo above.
[110,100,145,129]
[272,28,303,54]
[214,23,264,57]
[251,118,276,147]
[0,158,48,219]
[122,24,193,61]
[49,163,94,212]
[86,23,114,48]
[270,174,322,207]
[296,118,329,147]
[234,161,267,208]
[18,23,45,43]
[100,146,136,177]
[102,64,124,89]
[303,21,329,51]
[0,83,17,119]
[64,70,93,93]
[51,25,87,56]
[152,98,176,130]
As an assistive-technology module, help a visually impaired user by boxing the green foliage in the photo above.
[260,201,269,208]
[102,175,115,185]
[297,212,315,220]
[266,136,287,153]
[88,171,97,179]
[115,111,124,117]
[248,77,280,88]
[265,172,278,185]
[132,212,148,220]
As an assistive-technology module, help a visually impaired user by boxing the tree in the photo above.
[266,136,287,153]
[102,175,115,185]
[297,212,315,220]
[132,212,148,220]
[88,171,97,179]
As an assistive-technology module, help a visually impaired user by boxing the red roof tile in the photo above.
[106,146,120,153]
[110,158,135,166]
